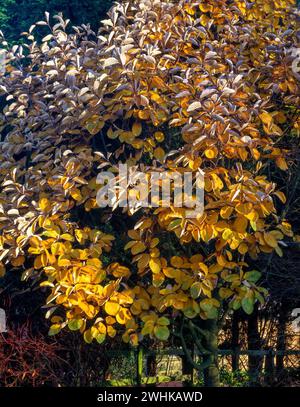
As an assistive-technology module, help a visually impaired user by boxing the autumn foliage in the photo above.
[0,0,299,367]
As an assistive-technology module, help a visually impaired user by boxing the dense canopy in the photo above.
[0,0,299,367]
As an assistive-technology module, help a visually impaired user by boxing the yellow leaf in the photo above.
[251,148,261,160]
[97,322,107,334]
[153,147,165,162]
[154,131,164,142]
[132,122,142,137]
[107,127,119,139]
[137,253,150,270]
[199,14,210,26]
[189,157,202,170]
[149,258,161,274]
[138,110,150,120]
[70,188,82,201]
[245,210,259,222]
[57,258,71,267]
[152,272,165,287]
[39,197,51,212]
[104,301,120,316]
[222,229,233,241]
[116,308,132,325]
[0,263,6,277]
[84,330,93,343]
[204,147,218,159]
[273,191,286,204]
[151,76,167,89]
[184,5,195,15]
[75,229,88,244]
[124,241,136,251]
[233,216,248,234]
[150,238,159,248]
[199,4,213,13]
[109,263,130,278]
[48,324,61,336]
[78,301,96,318]
[220,206,234,219]
[11,256,25,267]
[276,157,288,171]
[162,267,178,278]
[235,203,252,215]
[85,115,105,135]
[263,232,278,248]
[135,218,152,230]
[259,112,273,129]
[34,253,47,269]
[211,173,224,190]
[132,139,144,149]
[150,92,164,104]
[199,262,208,274]
[87,258,102,268]
[170,256,184,268]
[60,233,75,242]
[238,243,248,254]
[107,325,116,337]
[131,241,146,255]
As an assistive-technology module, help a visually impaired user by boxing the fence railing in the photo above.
[102,347,300,386]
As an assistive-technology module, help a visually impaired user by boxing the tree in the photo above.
[0,0,113,43]
[0,0,299,386]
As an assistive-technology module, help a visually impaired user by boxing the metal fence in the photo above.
[101,348,300,386]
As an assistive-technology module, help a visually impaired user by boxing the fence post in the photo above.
[136,346,143,386]
[231,313,239,372]
[265,348,275,385]
[191,345,195,384]
[232,347,240,372]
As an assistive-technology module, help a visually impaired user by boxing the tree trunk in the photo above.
[231,312,240,371]
[203,319,220,387]
[276,305,286,377]
[146,354,157,376]
[182,336,194,376]
[265,348,275,385]
[247,308,262,385]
